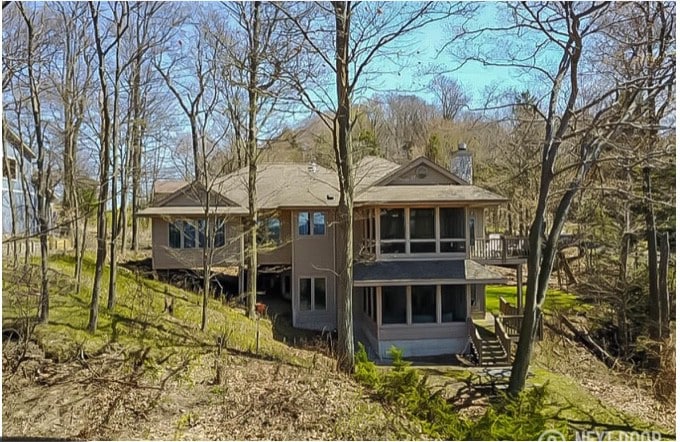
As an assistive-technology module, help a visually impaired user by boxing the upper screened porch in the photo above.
[354,206,528,265]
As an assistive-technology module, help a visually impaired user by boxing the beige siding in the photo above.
[258,209,292,265]
[151,217,242,270]
[291,209,337,330]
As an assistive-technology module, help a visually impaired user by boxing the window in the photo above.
[3,158,17,180]
[411,285,436,323]
[198,219,207,248]
[169,222,181,248]
[441,285,467,322]
[168,219,226,249]
[380,209,406,254]
[314,278,326,310]
[410,209,436,253]
[258,217,281,244]
[382,286,407,324]
[313,212,325,235]
[298,211,325,236]
[183,221,196,248]
[299,277,326,311]
[440,208,466,253]
[214,218,226,247]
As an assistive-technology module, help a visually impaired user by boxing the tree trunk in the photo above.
[245,1,261,320]
[643,166,660,342]
[658,231,669,339]
[333,1,355,373]
[88,2,112,333]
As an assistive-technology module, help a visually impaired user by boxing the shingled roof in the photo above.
[353,259,505,285]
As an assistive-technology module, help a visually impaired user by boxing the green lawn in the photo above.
[485,285,584,315]
[2,253,308,366]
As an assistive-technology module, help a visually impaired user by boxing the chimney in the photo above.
[450,142,473,184]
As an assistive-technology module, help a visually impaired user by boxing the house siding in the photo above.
[2,142,36,236]
[291,209,337,331]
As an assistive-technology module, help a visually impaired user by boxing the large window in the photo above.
[169,222,182,248]
[441,285,467,322]
[183,221,196,248]
[382,286,407,324]
[379,207,467,255]
[168,218,226,249]
[258,217,281,245]
[298,211,325,236]
[411,285,436,323]
[299,277,326,311]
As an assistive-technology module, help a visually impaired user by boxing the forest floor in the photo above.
[2,253,675,440]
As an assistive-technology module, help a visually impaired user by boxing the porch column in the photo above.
[516,264,523,311]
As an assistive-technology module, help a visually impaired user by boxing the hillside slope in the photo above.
[2,255,420,440]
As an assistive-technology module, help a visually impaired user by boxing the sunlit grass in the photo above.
[2,253,308,366]
[485,285,585,315]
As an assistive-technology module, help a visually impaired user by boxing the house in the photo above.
[139,145,528,359]
[2,126,37,237]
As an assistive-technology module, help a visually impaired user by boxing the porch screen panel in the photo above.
[410,208,436,253]
[214,218,226,247]
[411,285,436,323]
[441,284,466,322]
[183,221,196,248]
[381,286,407,324]
[440,208,465,253]
[380,209,406,254]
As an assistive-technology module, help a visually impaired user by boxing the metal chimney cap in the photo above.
[457,142,467,151]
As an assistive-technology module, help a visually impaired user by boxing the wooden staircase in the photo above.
[468,317,512,367]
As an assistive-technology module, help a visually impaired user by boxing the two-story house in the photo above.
[140,146,527,359]
[2,126,37,237]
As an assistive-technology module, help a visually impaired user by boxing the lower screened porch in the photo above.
[354,283,488,359]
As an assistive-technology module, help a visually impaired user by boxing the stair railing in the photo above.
[467,317,484,365]
[494,315,513,364]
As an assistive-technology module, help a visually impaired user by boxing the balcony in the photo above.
[470,235,529,264]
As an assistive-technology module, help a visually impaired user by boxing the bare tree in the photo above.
[16,2,51,322]
[430,74,469,121]
[279,1,471,371]
[451,2,675,393]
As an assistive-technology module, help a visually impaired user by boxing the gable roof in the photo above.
[153,180,240,208]
[144,156,507,215]
[153,180,187,196]
[371,156,467,187]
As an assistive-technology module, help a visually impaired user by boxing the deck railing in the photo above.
[498,296,543,340]
[471,236,529,261]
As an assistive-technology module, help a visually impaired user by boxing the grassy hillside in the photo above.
[2,254,420,440]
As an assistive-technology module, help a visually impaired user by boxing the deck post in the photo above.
[516,264,523,311]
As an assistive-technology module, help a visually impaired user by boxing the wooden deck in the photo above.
[470,236,528,264]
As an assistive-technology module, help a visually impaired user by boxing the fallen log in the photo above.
[558,314,619,368]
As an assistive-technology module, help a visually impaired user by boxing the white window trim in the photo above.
[296,211,326,237]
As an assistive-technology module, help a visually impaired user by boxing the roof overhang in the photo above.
[353,259,506,286]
